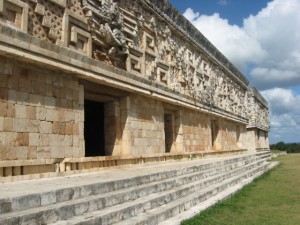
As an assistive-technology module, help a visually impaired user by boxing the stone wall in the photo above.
[0,0,269,168]
[127,95,165,155]
[0,57,84,160]
[121,94,246,155]
[181,109,211,152]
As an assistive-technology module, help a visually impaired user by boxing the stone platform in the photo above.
[0,151,274,225]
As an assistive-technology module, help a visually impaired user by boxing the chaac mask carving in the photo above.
[82,0,129,68]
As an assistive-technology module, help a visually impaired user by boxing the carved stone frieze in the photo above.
[0,0,266,122]
[247,88,269,130]
[82,0,129,68]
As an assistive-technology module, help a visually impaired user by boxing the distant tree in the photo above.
[270,141,300,153]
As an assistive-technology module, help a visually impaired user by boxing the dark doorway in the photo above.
[164,113,174,153]
[84,100,105,156]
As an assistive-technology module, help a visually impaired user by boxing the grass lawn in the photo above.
[181,154,300,225]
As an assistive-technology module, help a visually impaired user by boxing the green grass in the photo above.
[271,149,284,153]
[181,154,300,225]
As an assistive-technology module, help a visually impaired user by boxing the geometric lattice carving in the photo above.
[0,0,29,32]
[27,0,64,43]
[61,9,91,56]
[126,48,143,74]
[70,26,92,56]
[156,60,169,85]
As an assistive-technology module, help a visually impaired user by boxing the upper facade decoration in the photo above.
[0,0,267,122]
[247,88,269,131]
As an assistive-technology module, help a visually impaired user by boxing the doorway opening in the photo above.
[84,100,105,156]
[164,112,174,153]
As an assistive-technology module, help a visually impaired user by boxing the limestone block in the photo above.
[49,134,59,147]
[40,121,52,134]
[5,132,18,146]
[37,107,47,120]
[79,85,84,105]
[29,94,42,106]
[29,133,40,146]
[64,147,73,158]
[0,117,4,131]
[16,91,29,102]
[65,135,73,146]
[39,134,49,146]
[7,90,17,103]
[27,146,37,159]
[15,146,28,160]
[72,123,79,135]
[37,147,51,159]
[52,121,60,134]
[50,147,64,159]
[16,133,29,146]
[79,122,84,138]
[65,111,75,122]
[46,109,58,122]
[15,104,27,119]
[0,101,7,117]
[6,102,16,117]
[27,119,40,133]
[0,144,15,160]
[44,96,56,108]
[72,146,80,158]
[57,109,65,121]
[73,135,79,147]
[41,192,57,206]
[27,106,36,120]
[66,122,74,135]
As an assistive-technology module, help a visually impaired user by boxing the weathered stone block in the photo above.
[0,101,7,117]
[37,147,51,159]
[40,121,52,134]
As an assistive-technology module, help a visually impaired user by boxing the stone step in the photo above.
[256,151,271,160]
[159,161,279,225]
[114,162,271,225]
[0,157,264,225]
[43,159,267,225]
[0,154,259,214]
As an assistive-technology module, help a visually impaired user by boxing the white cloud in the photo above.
[262,88,300,115]
[217,0,229,6]
[183,9,267,73]
[261,88,300,143]
[183,0,300,90]
[183,0,300,143]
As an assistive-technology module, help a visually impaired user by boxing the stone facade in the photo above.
[0,0,269,179]
[246,88,270,151]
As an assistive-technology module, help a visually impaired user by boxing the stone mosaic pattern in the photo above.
[0,0,261,121]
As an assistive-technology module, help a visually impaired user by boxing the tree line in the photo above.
[270,142,300,153]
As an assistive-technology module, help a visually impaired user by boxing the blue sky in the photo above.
[169,0,300,144]
[169,0,269,26]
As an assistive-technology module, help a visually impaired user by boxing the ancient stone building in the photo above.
[0,0,269,181]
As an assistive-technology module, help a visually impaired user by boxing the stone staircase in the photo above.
[0,151,272,225]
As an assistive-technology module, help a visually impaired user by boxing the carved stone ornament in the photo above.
[82,0,129,68]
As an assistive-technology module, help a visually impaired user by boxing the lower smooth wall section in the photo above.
[181,109,212,152]
[245,128,269,151]
[0,57,85,160]
[217,120,245,151]
[124,94,247,155]
[127,94,165,155]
